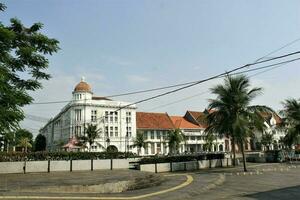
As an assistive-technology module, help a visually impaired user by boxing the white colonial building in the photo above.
[40,78,137,153]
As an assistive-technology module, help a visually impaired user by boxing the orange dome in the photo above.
[74,80,92,93]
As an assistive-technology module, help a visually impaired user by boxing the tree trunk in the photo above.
[232,137,236,166]
[240,140,247,172]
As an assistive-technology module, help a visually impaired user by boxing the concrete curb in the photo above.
[224,164,299,176]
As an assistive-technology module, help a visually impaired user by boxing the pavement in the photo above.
[0,162,300,199]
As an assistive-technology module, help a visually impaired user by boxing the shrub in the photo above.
[0,151,136,162]
[139,153,225,164]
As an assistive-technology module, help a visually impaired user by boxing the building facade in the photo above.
[136,111,231,155]
[40,78,137,153]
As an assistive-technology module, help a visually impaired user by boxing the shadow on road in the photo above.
[243,185,300,200]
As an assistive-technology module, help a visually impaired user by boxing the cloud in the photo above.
[127,74,150,83]
[101,55,134,67]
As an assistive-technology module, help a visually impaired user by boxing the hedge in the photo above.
[0,151,136,162]
[139,153,225,164]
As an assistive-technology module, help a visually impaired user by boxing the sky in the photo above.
[1,0,300,136]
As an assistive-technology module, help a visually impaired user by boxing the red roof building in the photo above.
[136,112,174,130]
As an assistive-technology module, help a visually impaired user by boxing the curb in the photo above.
[224,164,299,176]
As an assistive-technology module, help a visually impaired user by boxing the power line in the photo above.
[30,50,300,105]
[146,57,298,111]
[255,37,300,62]
[114,50,300,112]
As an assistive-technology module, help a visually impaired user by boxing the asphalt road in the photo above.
[0,163,299,200]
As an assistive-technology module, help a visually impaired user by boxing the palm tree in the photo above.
[261,132,274,151]
[280,98,300,148]
[132,131,146,156]
[204,133,217,152]
[168,129,184,155]
[18,137,32,152]
[205,75,272,172]
[79,124,100,152]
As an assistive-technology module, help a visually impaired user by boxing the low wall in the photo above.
[50,160,70,171]
[0,161,24,174]
[26,161,48,173]
[0,159,129,174]
[140,158,233,173]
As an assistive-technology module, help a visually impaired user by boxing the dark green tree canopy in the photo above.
[0,3,59,132]
[34,134,46,151]
[205,75,273,171]
[15,129,33,144]
[280,98,300,147]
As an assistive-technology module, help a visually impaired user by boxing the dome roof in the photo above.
[74,77,92,93]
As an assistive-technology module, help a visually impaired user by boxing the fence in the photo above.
[0,159,129,174]
[139,158,232,173]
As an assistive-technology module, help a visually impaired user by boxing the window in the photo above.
[114,112,118,122]
[105,126,108,137]
[110,127,113,137]
[126,112,131,123]
[151,143,155,154]
[126,127,132,137]
[150,131,154,139]
[115,127,118,137]
[75,126,81,136]
[156,143,161,154]
[75,109,82,121]
[143,131,148,140]
[157,131,161,140]
[191,136,196,140]
[105,111,108,123]
[163,131,168,140]
[91,110,97,122]
[110,111,114,122]
[144,143,149,154]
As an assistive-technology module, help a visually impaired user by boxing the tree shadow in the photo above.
[243,185,300,200]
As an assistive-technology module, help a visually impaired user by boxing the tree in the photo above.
[205,75,272,172]
[204,133,217,152]
[261,132,274,151]
[17,137,32,152]
[0,131,14,152]
[0,3,59,135]
[280,98,300,148]
[34,134,46,151]
[79,124,100,152]
[15,129,33,146]
[132,131,146,156]
[168,129,184,154]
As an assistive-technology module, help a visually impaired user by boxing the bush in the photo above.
[0,151,136,162]
[265,150,285,162]
[139,153,225,164]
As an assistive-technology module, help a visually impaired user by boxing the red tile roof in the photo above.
[136,112,175,129]
[170,116,201,129]
[186,110,208,128]
[260,112,282,124]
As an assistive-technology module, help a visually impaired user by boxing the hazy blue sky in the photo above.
[1,0,300,135]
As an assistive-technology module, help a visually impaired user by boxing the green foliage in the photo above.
[34,134,46,151]
[0,3,59,133]
[0,151,136,162]
[78,124,100,151]
[132,131,146,156]
[261,132,274,150]
[280,98,300,148]
[168,129,184,154]
[204,133,217,151]
[15,129,33,144]
[205,75,273,171]
[139,153,225,164]
[17,137,32,152]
